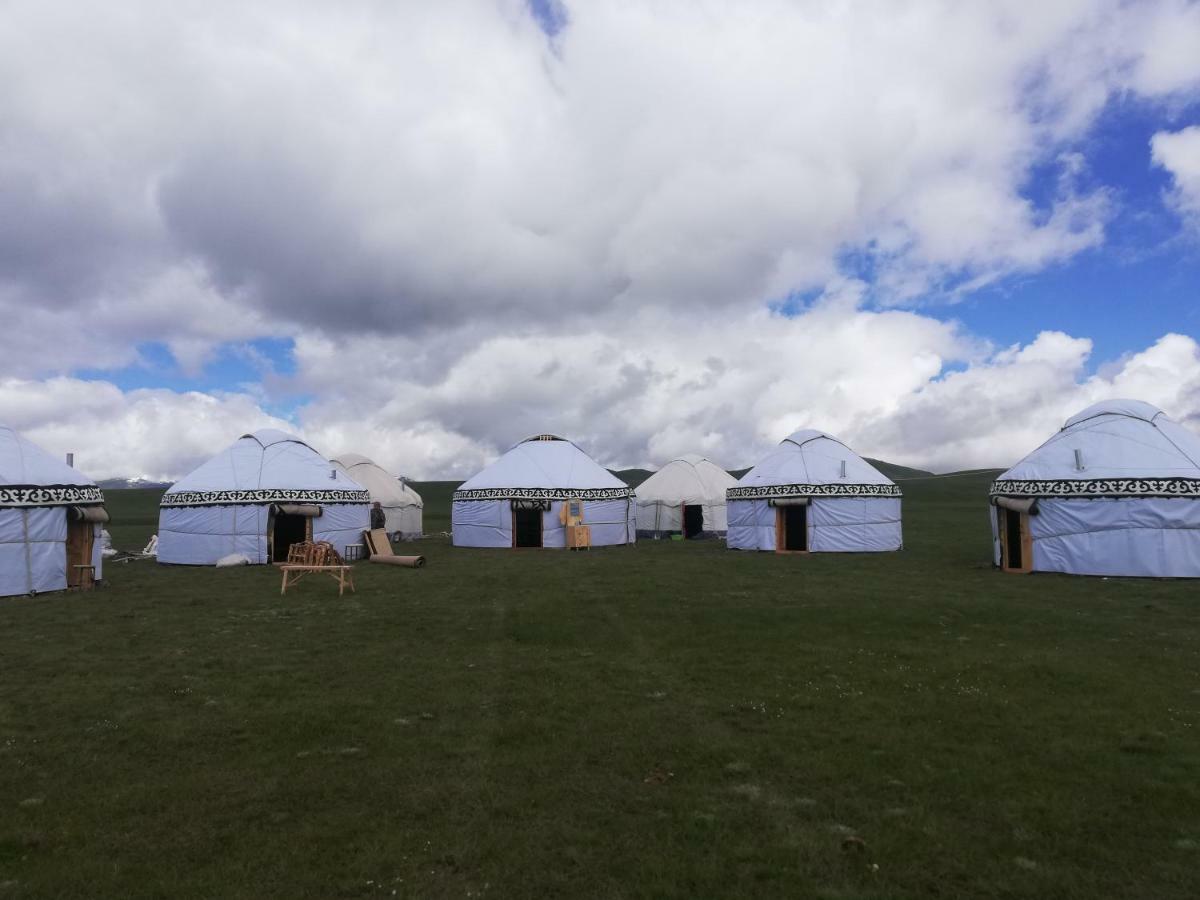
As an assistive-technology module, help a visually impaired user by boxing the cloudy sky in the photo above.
[3,0,1200,480]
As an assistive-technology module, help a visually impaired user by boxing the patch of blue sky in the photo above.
[76,337,302,398]
[527,0,567,37]
[955,96,1200,366]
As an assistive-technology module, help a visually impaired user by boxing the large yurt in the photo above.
[157,430,370,565]
[332,453,424,540]
[635,454,738,538]
[1,425,108,596]
[989,399,1200,577]
[726,429,902,552]
[452,434,636,548]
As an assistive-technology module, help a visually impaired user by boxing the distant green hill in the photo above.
[614,459,932,486]
[863,458,935,481]
[610,468,653,487]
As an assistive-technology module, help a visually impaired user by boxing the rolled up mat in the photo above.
[369,555,426,568]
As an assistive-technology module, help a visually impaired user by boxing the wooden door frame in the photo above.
[997,507,1033,573]
[510,505,544,549]
[774,505,810,555]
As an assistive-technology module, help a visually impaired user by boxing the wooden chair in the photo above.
[279,541,355,596]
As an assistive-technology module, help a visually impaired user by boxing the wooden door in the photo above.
[775,505,808,553]
[998,508,1033,573]
[65,517,94,588]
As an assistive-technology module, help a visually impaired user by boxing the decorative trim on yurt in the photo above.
[0,484,105,507]
[453,486,635,502]
[160,487,369,507]
[990,477,1200,499]
[727,482,903,500]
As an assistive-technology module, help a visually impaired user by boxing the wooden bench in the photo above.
[279,542,355,597]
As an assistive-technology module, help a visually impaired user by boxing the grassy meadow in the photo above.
[2,473,1199,898]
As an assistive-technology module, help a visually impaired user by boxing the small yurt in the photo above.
[636,454,738,538]
[1,425,108,596]
[452,434,636,548]
[990,399,1200,577]
[726,429,902,552]
[158,429,370,565]
[332,453,424,540]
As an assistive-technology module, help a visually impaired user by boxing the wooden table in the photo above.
[280,564,355,596]
[278,541,355,596]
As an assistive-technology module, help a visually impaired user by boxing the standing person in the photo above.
[369,500,386,532]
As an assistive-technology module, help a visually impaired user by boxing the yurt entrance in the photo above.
[271,504,316,562]
[683,504,704,538]
[512,504,543,548]
[997,504,1033,573]
[775,501,808,553]
[65,506,106,588]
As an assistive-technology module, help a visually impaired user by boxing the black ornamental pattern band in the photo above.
[160,488,370,508]
[990,478,1200,499]
[727,483,903,500]
[0,484,106,508]
[453,486,635,502]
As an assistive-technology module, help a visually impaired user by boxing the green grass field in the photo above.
[3,475,1199,898]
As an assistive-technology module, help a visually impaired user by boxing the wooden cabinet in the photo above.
[566,524,591,550]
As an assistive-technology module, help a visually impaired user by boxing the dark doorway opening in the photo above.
[683,504,704,538]
[781,504,808,552]
[1004,509,1023,569]
[272,513,308,562]
[513,507,543,548]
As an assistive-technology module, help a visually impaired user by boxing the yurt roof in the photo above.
[636,455,737,505]
[455,434,633,500]
[0,425,104,508]
[993,400,1200,498]
[332,454,423,509]
[729,429,899,499]
[161,429,368,507]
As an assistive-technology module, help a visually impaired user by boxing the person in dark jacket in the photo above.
[369,501,386,531]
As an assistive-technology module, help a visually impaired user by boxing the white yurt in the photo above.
[452,434,636,548]
[989,399,1200,577]
[726,429,902,552]
[332,453,424,540]
[635,454,738,538]
[1,425,108,597]
[157,430,370,565]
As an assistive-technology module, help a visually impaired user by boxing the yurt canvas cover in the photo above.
[452,434,636,548]
[158,430,370,565]
[332,454,424,539]
[636,454,737,537]
[990,399,1200,577]
[1,425,107,597]
[726,430,902,552]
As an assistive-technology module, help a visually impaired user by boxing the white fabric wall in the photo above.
[726,499,775,550]
[0,509,29,596]
[159,503,368,565]
[726,498,902,552]
[1006,498,1200,577]
[387,505,423,539]
[314,504,371,556]
[636,500,728,534]
[158,504,269,565]
[453,498,636,548]
[0,507,98,597]
[810,498,903,552]
[452,500,510,547]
